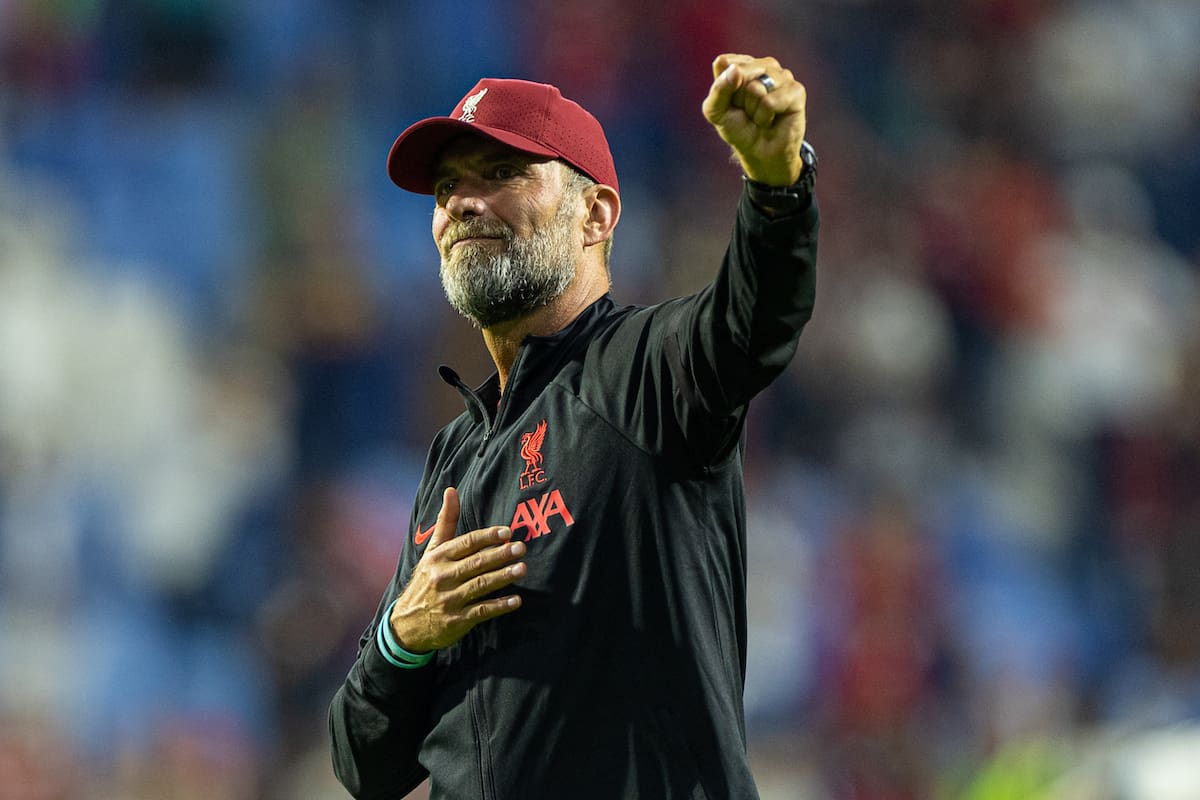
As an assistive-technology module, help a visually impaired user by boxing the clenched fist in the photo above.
[702,53,808,187]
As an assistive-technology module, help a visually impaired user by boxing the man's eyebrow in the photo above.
[435,150,534,181]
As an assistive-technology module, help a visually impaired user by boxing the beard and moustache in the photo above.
[439,195,579,329]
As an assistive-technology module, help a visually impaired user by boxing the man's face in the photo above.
[431,137,583,328]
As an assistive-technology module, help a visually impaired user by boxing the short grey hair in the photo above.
[560,163,613,265]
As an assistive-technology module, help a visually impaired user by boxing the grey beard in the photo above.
[439,210,577,329]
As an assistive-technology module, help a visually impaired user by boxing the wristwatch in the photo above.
[744,140,817,217]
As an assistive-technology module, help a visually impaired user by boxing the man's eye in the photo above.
[435,180,455,198]
[492,164,518,180]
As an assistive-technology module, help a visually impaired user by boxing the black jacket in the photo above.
[330,186,818,799]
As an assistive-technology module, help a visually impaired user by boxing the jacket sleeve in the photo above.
[666,184,819,460]
[329,540,434,798]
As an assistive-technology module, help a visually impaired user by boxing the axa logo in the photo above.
[510,488,574,541]
[459,88,488,123]
[412,486,574,548]
[519,419,548,490]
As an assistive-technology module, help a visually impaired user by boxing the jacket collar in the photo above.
[439,293,616,425]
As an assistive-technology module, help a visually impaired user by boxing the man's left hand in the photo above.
[702,54,808,187]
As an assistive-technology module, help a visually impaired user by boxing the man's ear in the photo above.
[582,185,620,249]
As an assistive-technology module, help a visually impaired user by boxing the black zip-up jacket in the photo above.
[330,185,818,799]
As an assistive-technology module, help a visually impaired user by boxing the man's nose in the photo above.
[444,186,486,220]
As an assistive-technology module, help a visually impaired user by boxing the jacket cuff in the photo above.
[360,629,435,700]
[742,176,814,219]
[739,186,819,238]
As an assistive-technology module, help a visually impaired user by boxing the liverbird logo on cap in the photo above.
[459,87,488,123]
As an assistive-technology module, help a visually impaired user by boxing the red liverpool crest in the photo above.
[519,419,548,490]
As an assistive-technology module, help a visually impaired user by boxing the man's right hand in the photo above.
[388,487,526,653]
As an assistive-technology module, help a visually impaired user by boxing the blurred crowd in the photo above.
[2,1,1199,798]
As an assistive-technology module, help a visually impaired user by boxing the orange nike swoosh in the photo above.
[414,522,436,546]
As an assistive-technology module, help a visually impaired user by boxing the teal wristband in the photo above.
[375,600,434,669]
[375,622,410,668]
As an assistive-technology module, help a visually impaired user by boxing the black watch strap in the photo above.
[743,140,817,217]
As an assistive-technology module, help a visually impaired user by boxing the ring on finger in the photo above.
[756,74,777,93]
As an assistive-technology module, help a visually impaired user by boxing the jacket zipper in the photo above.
[442,338,533,798]
[481,343,529,458]
[469,683,497,800]
[438,363,518,799]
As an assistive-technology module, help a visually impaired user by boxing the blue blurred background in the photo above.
[2,1,1199,798]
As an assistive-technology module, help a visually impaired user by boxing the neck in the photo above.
[481,267,608,392]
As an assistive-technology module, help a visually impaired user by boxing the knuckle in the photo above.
[430,567,454,590]
[458,604,484,625]
[469,574,492,597]
[412,564,432,586]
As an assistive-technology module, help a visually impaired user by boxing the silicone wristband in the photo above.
[375,600,434,669]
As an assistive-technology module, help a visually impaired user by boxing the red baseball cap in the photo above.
[387,78,619,195]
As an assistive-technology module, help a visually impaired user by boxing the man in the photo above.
[330,53,818,799]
